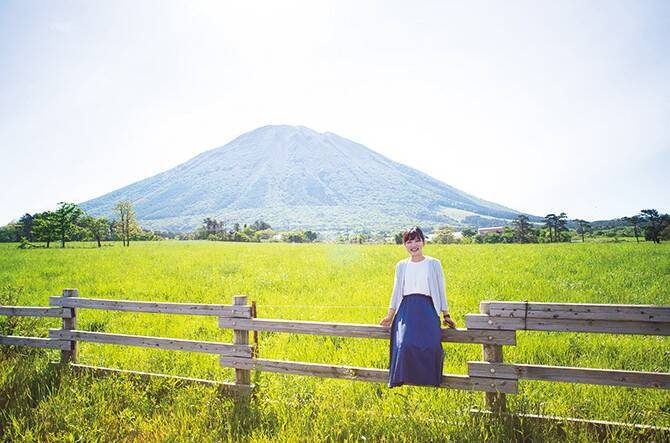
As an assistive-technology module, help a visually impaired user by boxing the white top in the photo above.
[389,256,449,317]
[402,258,430,296]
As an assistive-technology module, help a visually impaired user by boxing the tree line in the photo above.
[425,209,670,244]
[2,203,667,246]
[192,218,318,243]
[0,200,150,247]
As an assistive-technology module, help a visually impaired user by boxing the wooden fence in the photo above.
[1,289,669,430]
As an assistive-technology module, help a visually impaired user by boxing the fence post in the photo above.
[232,295,251,388]
[481,302,506,413]
[60,288,78,364]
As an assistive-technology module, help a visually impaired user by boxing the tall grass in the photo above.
[0,241,668,441]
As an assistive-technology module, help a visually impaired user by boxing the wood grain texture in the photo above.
[218,318,516,345]
[232,295,251,386]
[467,362,670,389]
[465,314,670,335]
[219,356,518,393]
[484,301,670,322]
[0,335,70,350]
[49,296,251,318]
[0,306,68,318]
[61,288,78,364]
[49,329,253,357]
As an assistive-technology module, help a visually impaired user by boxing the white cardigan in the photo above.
[388,256,449,317]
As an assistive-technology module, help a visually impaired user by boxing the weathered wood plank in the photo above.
[486,301,670,322]
[480,301,508,412]
[49,296,251,318]
[232,295,251,387]
[0,335,70,350]
[219,356,518,393]
[466,314,670,335]
[0,306,69,318]
[482,343,507,412]
[468,361,518,379]
[218,318,516,345]
[60,288,78,364]
[49,329,253,357]
[466,314,525,330]
[467,362,670,389]
[63,363,253,397]
[524,318,670,335]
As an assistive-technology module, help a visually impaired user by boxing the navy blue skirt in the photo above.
[388,294,444,387]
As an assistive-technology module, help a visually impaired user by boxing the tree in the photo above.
[639,209,670,244]
[33,211,58,248]
[432,226,456,244]
[556,213,569,242]
[660,220,670,241]
[53,202,84,248]
[18,213,35,242]
[251,220,272,231]
[0,222,22,242]
[544,212,569,243]
[203,217,226,236]
[544,214,557,242]
[394,232,404,244]
[622,215,643,243]
[512,215,533,243]
[304,230,318,242]
[82,215,110,248]
[461,227,477,238]
[574,219,591,243]
[114,200,140,247]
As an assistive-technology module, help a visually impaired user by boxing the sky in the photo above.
[1,0,668,225]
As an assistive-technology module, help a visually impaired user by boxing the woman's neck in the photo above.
[409,254,425,262]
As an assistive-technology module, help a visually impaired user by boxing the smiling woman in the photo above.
[379,226,456,388]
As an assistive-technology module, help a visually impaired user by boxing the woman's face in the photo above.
[404,237,424,258]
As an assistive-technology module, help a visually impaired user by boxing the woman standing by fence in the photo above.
[380,226,456,387]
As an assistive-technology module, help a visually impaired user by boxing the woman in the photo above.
[379,226,456,387]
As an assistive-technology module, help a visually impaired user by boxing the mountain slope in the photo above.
[81,125,527,232]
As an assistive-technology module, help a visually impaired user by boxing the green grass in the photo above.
[1,241,669,441]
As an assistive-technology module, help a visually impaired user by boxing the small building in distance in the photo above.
[478,226,504,236]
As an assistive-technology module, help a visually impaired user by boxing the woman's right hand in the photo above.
[379,316,393,327]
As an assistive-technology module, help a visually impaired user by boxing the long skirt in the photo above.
[388,294,444,387]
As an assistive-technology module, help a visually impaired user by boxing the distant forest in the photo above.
[1,201,668,247]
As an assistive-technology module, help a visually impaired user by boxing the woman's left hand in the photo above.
[442,316,456,329]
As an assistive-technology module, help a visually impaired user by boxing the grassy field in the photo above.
[1,241,669,441]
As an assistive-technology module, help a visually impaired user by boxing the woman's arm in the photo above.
[380,263,402,327]
[380,308,396,327]
[436,261,456,328]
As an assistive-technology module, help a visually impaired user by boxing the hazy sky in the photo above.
[1,0,668,224]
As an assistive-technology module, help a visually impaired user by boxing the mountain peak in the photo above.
[80,125,524,233]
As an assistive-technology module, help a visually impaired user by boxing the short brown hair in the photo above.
[402,226,425,243]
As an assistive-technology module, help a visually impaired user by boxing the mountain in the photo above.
[80,125,532,233]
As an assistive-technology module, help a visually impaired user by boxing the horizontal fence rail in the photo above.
[219,356,518,393]
[218,317,516,345]
[49,296,251,318]
[48,329,252,357]
[0,306,69,318]
[466,314,670,335]
[0,335,69,350]
[467,362,670,389]
[486,302,670,323]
